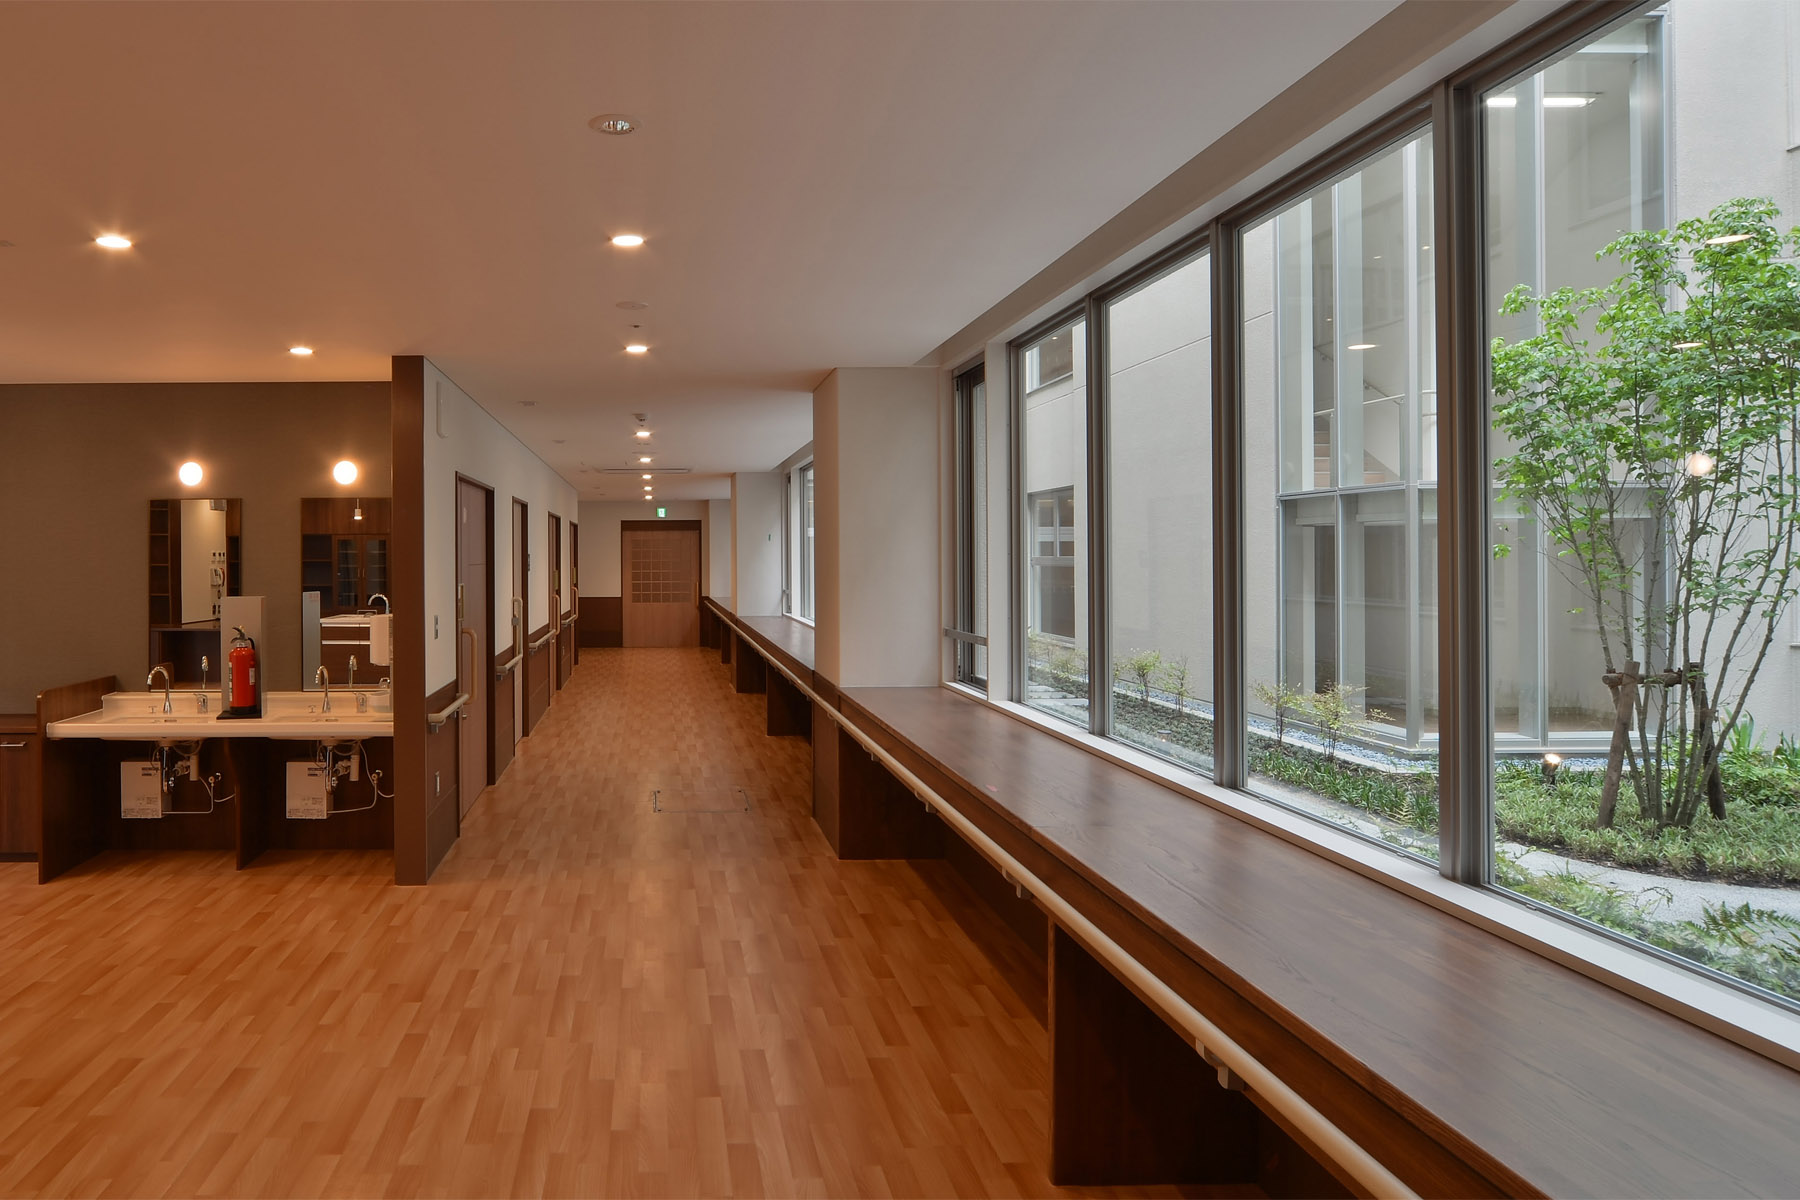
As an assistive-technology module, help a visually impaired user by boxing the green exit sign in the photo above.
[656,506,667,518]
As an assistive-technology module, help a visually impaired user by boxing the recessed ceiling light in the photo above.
[519,400,537,407]
[95,234,132,249]
[1704,233,1754,246]
[625,343,648,354]
[642,473,653,479]
[639,456,652,463]
[635,429,651,439]
[1347,343,1378,351]
[611,234,645,248]
[178,461,204,487]
[589,114,639,135]
[617,300,650,310]
[289,345,313,356]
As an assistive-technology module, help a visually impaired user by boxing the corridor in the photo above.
[0,650,1207,1198]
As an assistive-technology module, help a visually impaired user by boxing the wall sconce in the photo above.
[333,459,359,486]
[1541,753,1562,787]
[178,461,204,487]
[353,502,364,522]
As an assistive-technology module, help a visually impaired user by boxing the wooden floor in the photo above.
[0,648,1225,1198]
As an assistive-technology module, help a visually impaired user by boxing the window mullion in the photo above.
[1434,78,1492,884]
[1086,294,1109,737]
[1212,218,1246,789]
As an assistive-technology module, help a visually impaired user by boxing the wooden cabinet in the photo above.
[302,498,391,616]
[0,717,40,859]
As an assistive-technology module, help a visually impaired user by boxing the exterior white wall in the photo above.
[814,367,939,688]
[421,359,578,694]
[730,471,783,615]
[576,499,714,597]
[1669,0,1800,742]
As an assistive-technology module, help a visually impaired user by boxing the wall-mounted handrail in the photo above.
[713,608,1418,1200]
[529,631,554,653]
[495,652,524,680]
[427,692,468,729]
[559,611,576,627]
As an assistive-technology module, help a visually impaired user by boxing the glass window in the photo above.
[798,462,815,622]
[1484,11,1800,1004]
[1243,131,1439,857]
[951,362,988,689]
[1021,314,1089,724]
[1105,251,1213,775]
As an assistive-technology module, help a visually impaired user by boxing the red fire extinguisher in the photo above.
[227,626,259,716]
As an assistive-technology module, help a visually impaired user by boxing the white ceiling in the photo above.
[0,0,1400,501]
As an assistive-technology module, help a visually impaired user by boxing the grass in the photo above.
[1495,763,1800,885]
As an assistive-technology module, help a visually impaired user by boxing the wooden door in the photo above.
[622,522,701,647]
[456,478,491,820]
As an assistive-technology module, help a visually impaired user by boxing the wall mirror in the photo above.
[301,497,392,689]
[147,497,242,685]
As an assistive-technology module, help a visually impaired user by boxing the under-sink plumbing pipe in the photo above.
[155,741,232,813]
[713,612,1419,1200]
[313,740,391,813]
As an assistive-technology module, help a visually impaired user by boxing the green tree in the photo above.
[1491,197,1800,829]
[1161,655,1192,716]
[1294,682,1388,764]
[1253,679,1305,746]
[1115,649,1162,703]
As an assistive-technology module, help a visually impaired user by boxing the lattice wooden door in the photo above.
[622,526,701,646]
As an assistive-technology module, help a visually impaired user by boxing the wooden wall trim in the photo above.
[34,675,114,883]
[389,355,430,885]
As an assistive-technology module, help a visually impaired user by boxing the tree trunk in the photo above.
[1684,664,1727,823]
[1597,662,1639,829]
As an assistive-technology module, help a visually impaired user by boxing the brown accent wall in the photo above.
[578,596,621,647]
[0,381,391,712]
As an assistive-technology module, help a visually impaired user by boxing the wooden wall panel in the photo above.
[524,628,552,734]
[34,676,114,882]
[422,679,460,878]
[578,596,622,647]
[492,650,516,779]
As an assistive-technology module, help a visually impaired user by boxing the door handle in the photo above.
[460,626,479,718]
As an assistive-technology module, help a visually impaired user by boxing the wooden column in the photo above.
[832,725,943,860]
[732,635,766,694]
[766,670,809,739]
[1050,923,1257,1187]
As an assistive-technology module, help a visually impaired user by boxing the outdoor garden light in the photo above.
[1685,450,1716,477]
[1542,753,1562,787]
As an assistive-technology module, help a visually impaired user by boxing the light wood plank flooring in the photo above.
[0,649,1218,1198]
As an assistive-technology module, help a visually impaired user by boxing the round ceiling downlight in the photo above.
[589,114,639,135]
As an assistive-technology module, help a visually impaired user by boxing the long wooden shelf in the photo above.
[702,599,1800,1197]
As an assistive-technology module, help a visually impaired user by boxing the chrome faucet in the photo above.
[368,593,390,614]
[148,665,173,714]
[315,665,333,713]
[197,656,210,713]
[347,655,357,688]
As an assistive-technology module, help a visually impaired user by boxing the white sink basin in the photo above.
[47,690,394,741]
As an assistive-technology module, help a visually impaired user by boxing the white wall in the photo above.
[421,359,578,694]
[708,499,731,600]
[814,367,939,687]
[576,499,715,596]
[730,471,784,615]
